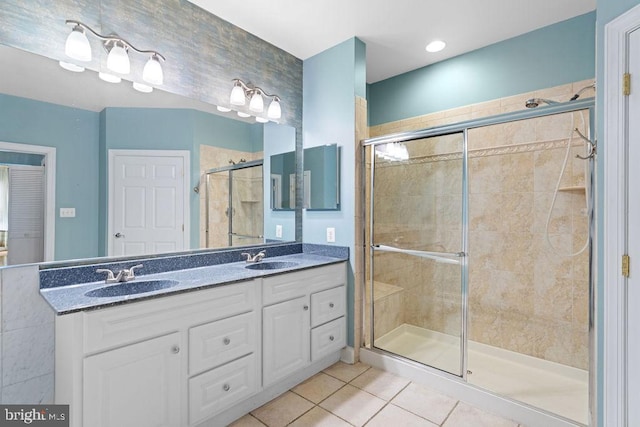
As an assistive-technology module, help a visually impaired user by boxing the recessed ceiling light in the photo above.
[426,40,446,53]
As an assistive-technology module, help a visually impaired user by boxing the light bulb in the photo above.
[107,42,130,74]
[133,82,153,93]
[217,106,232,112]
[267,99,281,119]
[59,61,85,72]
[98,72,121,83]
[249,91,264,113]
[237,111,251,118]
[65,26,91,62]
[255,117,269,123]
[230,84,246,106]
[143,54,163,85]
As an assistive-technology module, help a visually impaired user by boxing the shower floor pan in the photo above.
[375,324,588,425]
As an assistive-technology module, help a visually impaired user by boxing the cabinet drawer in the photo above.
[189,354,258,425]
[311,316,346,362]
[83,281,255,354]
[263,263,346,306]
[189,311,257,376]
[311,285,345,328]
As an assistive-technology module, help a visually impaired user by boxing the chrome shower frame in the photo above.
[362,97,596,425]
[204,159,264,247]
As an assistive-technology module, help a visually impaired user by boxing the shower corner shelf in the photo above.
[558,186,586,193]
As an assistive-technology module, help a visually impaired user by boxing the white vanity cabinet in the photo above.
[262,263,347,387]
[55,261,348,427]
[56,280,259,427]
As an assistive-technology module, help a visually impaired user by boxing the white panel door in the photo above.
[111,152,187,257]
[262,296,310,387]
[83,333,182,427]
[627,27,640,427]
[7,165,44,264]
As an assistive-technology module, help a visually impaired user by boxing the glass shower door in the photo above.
[229,165,264,246]
[369,132,467,376]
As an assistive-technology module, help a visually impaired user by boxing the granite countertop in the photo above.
[41,251,347,315]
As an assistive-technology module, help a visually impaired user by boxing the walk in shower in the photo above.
[363,98,594,425]
[204,160,264,247]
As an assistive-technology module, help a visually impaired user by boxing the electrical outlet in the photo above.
[60,208,76,218]
[326,227,336,243]
[275,224,283,238]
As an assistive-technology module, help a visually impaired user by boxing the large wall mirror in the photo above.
[0,44,298,266]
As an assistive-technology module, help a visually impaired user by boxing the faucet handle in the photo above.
[240,253,252,262]
[255,251,266,261]
[127,264,143,279]
[96,269,116,283]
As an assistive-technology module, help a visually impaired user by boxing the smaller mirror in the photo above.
[303,144,340,210]
[270,151,296,210]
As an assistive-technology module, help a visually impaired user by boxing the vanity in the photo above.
[40,244,348,427]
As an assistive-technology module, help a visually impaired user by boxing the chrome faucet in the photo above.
[240,251,266,263]
[96,264,143,283]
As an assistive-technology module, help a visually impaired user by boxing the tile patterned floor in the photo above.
[229,362,527,427]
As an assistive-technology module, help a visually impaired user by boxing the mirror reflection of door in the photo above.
[0,158,46,266]
[109,150,189,257]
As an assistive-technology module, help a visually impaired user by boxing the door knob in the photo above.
[114,232,125,238]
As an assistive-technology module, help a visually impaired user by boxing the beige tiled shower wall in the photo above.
[199,146,263,248]
[367,80,594,369]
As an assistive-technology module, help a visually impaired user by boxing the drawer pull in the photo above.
[171,345,180,354]
[303,305,309,311]
[329,302,335,308]
[223,383,231,392]
[223,337,231,345]
[329,335,335,341]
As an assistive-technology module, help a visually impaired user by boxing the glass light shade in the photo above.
[230,84,246,106]
[267,99,281,119]
[133,82,153,93]
[255,117,269,123]
[107,43,130,74]
[59,61,85,72]
[65,27,91,62]
[249,91,264,113]
[98,72,121,83]
[142,55,163,85]
[237,111,251,118]
[216,106,232,112]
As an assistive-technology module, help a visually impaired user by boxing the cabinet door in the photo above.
[83,333,182,427]
[263,296,310,387]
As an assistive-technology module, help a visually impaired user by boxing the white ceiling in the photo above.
[189,0,596,83]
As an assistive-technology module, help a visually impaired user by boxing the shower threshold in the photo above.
[375,324,588,425]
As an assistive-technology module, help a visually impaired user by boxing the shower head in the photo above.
[525,98,558,108]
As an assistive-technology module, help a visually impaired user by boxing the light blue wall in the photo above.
[101,107,263,253]
[595,1,640,426]
[369,12,596,126]
[0,94,100,260]
[303,37,366,346]
[263,122,296,242]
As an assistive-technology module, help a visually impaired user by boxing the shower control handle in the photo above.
[303,305,309,311]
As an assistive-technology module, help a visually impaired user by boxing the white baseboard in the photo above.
[340,346,355,364]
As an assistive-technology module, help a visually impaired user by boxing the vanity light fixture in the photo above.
[226,78,282,120]
[61,20,165,88]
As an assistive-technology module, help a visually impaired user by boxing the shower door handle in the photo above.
[114,232,125,238]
